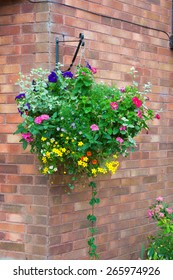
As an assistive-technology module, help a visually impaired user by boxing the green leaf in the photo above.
[22,140,28,150]
[87,214,97,223]
[107,128,112,135]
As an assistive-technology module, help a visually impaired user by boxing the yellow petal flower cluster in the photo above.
[106,160,119,174]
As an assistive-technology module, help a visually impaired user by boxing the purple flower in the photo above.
[120,87,126,93]
[24,103,30,110]
[90,124,99,131]
[62,71,73,78]
[48,71,58,83]
[18,108,23,116]
[116,137,124,144]
[86,61,92,70]
[15,93,25,100]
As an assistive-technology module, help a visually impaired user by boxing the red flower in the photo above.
[132,96,142,108]
[87,151,92,157]
[155,114,160,119]
[92,159,97,165]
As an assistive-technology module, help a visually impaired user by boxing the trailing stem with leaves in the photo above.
[15,62,160,258]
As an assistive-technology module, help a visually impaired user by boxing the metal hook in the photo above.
[56,33,85,70]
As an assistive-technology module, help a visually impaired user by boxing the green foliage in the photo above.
[14,64,157,179]
[146,197,173,260]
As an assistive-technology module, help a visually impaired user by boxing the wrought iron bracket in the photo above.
[56,33,85,70]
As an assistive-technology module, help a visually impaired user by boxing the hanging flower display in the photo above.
[14,63,160,258]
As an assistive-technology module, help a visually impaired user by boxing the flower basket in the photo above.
[14,63,159,258]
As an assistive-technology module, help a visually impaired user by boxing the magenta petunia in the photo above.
[110,102,118,110]
[137,110,142,118]
[166,207,173,214]
[147,209,153,219]
[132,96,142,108]
[22,132,33,143]
[90,124,99,131]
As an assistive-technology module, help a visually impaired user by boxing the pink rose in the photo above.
[132,96,142,108]
[159,212,164,218]
[110,102,118,110]
[90,124,99,131]
[116,137,124,144]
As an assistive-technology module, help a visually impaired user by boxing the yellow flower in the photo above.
[42,167,49,174]
[98,167,107,174]
[82,162,88,167]
[42,157,47,163]
[61,148,66,153]
[50,138,55,143]
[41,137,47,141]
[52,148,63,157]
[78,141,84,146]
[78,160,83,166]
[71,139,75,142]
[60,134,63,137]
[66,137,69,140]
[91,168,97,176]
[46,151,51,158]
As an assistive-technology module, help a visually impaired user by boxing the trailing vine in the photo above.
[87,181,100,259]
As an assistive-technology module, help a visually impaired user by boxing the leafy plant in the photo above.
[147,196,173,260]
[14,62,159,258]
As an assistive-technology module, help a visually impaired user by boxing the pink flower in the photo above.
[22,132,33,143]
[137,109,142,118]
[147,209,153,219]
[34,114,50,124]
[110,102,118,110]
[116,137,124,144]
[159,212,164,218]
[34,116,43,124]
[119,86,126,93]
[90,124,99,131]
[41,114,50,121]
[91,67,97,74]
[155,114,160,120]
[166,207,173,214]
[120,126,126,131]
[156,196,163,202]
[132,96,142,108]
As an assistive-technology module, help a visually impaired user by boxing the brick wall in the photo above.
[0,0,173,259]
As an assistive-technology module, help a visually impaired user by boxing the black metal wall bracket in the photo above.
[169,35,173,49]
[56,33,85,70]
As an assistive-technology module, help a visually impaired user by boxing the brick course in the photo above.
[0,0,173,260]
